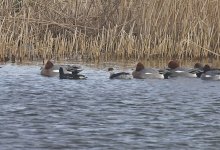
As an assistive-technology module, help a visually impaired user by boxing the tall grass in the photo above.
[0,0,220,62]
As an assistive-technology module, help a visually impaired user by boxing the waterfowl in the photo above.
[40,60,58,77]
[59,67,87,80]
[193,62,204,78]
[199,64,220,80]
[166,60,200,78]
[40,60,82,77]
[108,68,132,79]
[66,65,82,75]
[132,62,170,79]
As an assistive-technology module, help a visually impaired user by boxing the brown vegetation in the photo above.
[0,0,220,62]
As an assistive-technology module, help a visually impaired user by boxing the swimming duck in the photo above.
[40,60,57,77]
[132,62,170,79]
[108,68,132,79]
[66,65,82,75]
[59,67,87,80]
[193,62,204,78]
[40,60,81,77]
[166,60,200,78]
[199,64,220,80]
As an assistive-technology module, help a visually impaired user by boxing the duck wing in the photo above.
[206,69,220,75]
[158,68,170,74]
[110,72,130,79]
[66,65,83,74]
[188,68,202,74]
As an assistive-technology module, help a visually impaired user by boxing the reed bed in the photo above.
[0,0,220,62]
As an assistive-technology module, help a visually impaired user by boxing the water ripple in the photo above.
[0,65,220,150]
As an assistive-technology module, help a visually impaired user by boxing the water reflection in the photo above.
[0,63,220,149]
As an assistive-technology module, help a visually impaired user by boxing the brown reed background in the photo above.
[0,0,220,63]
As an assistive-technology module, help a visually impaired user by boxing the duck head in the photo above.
[203,64,211,72]
[45,60,54,69]
[194,63,203,69]
[135,62,145,71]
[108,67,114,72]
[168,60,179,69]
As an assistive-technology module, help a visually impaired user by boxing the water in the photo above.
[0,63,220,150]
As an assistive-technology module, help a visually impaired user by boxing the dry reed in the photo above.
[0,0,220,62]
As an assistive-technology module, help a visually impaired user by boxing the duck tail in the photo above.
[196,72,203,78]
[163,70,172,79]
[79,74,87,79]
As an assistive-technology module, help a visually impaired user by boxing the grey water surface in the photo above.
[0,64,220,150]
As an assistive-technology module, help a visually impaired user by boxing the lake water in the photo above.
[0,63,220,150]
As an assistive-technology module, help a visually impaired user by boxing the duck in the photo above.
[108,68,132,79]
[166,60,200,78]
[40,60,57,77]
[59,67,87,80]
[40,60,82,77]
[193,62,204,78]
[132,62,170,79]
[199,64,220,80]
[66,65,82,75]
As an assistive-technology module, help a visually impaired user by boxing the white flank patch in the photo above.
[145,73,152,75]
[175,70,184,73]
[205,75,211,77]
[53,70,59,72]
[192,74,197,77]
